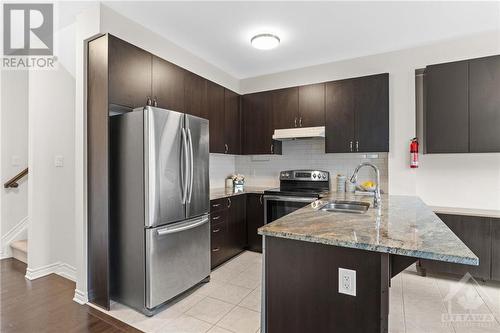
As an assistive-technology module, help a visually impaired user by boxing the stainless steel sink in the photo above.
[320,200,370,214]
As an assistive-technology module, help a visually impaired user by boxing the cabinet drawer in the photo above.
[211,221,227,268]
[211,198,229,212]
[211,209,227,225]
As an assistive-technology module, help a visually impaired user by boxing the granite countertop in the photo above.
[210,186,272,200]
[258,192,478,265]
[431,206,500,219]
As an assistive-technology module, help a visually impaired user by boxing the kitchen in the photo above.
[2,2,500,333]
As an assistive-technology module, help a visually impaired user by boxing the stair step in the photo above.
[10,240,27,263]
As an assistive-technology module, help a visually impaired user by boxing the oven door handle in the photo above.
[264,195,317,203]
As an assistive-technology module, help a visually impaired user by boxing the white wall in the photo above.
[236,140,388,192]
[1,70,29,257]
[240,31,500,211]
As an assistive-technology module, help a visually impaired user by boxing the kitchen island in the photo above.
[258,193,478,333]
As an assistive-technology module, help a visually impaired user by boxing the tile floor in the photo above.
[94,251,500,333]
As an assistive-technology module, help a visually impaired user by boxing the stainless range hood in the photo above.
[272,126,325,140]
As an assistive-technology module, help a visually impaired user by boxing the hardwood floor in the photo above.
[0,258,141,333]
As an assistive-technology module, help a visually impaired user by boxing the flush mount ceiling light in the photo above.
[251,33,280,50]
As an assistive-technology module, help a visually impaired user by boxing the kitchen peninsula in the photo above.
[258,193,478,333]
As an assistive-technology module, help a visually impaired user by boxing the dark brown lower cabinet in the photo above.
[210,195,247,269]
[420,214,492,280]
[246,194,264,253]
[491,219,500,280]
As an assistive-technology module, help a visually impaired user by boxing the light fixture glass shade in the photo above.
[251,33,280,50]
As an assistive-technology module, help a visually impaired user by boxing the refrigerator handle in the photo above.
[181,128,189,204]
[187,128,194,203]
[156,216,209,236]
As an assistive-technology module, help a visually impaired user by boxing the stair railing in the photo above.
[4,168,28,188]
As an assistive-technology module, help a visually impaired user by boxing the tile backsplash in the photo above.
[234,139,388,192]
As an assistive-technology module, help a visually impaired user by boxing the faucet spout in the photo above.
[349,162,382,208]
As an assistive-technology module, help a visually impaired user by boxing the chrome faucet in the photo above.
[349,162,382,208]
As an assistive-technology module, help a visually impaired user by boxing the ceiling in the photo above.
[104,1,500,79]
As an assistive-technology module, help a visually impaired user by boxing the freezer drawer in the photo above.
[145,214,210,310]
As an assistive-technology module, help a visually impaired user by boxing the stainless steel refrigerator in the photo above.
[109,106,210,316]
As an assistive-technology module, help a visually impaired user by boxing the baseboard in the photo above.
[73,289,88,305]
[1,216,28,258]
[25,262,76,281]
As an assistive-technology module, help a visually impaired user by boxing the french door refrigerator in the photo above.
[109,106,210,316]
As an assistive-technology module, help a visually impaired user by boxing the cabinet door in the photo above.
[108,35,152,108]
[152,56,184,112]
[469,56,500,153]
[242,92,275,155]
[207,81,225,153]
[298,83,325,127]
[491,219,500,281]
[227,195,247,258]
[354,74,389,152]
[246,194,264,253]
[325,79,355,153]
[425,61,469,153]
[224,89,241,154]
[421,214,491,280]
[184,71,207,119]
[273,87,299,129]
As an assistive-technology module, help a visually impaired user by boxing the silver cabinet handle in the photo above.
[224,144,229,154]
[259,195,263,205]
[212,215,221,220]
[299,117,302,127]
[181,128,188,204]
[187,128,194,203]
[212,203,221,208]
[227,197,231,208]
[271,144,274,154]
[349,140,353,152]
[212,247,220,252]
[212,228,220,233]
[356,141,359,152]
[157,216,209,236]
[294,117,297,127]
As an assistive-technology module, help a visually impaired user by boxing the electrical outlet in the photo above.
[339,268,356,296]
[54,155,64,167]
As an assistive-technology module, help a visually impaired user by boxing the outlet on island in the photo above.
[339,268,356,296]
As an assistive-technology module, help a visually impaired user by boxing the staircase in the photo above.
[10,240,27,264]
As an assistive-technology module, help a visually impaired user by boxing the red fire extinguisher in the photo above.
[410,138,419,168]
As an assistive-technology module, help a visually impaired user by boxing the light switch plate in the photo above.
[54,155,64,167]
[339,268,356,296]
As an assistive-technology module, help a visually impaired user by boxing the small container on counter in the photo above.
[346,180,356,193]
[336,174,346,193]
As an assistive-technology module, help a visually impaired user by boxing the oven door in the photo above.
[263,195,316,224]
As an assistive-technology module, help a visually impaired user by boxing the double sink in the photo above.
[320,200,370,214]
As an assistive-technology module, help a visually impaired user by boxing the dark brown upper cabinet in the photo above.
[272,87,299,129]
[325,74,389,153]
[354,74,389,152]
[242,91,281,155]
[298,83,325,127]
[325,79,355,153]
[152,56,185,112]
[469,55,500,153]
[184,71,207,119]
[224,89,241,154]
[207,81,225,153]
[108,35,152,109]
[425,61,469,153]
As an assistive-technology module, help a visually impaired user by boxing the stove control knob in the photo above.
[322,174,326,179]
[313,174,317,179]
